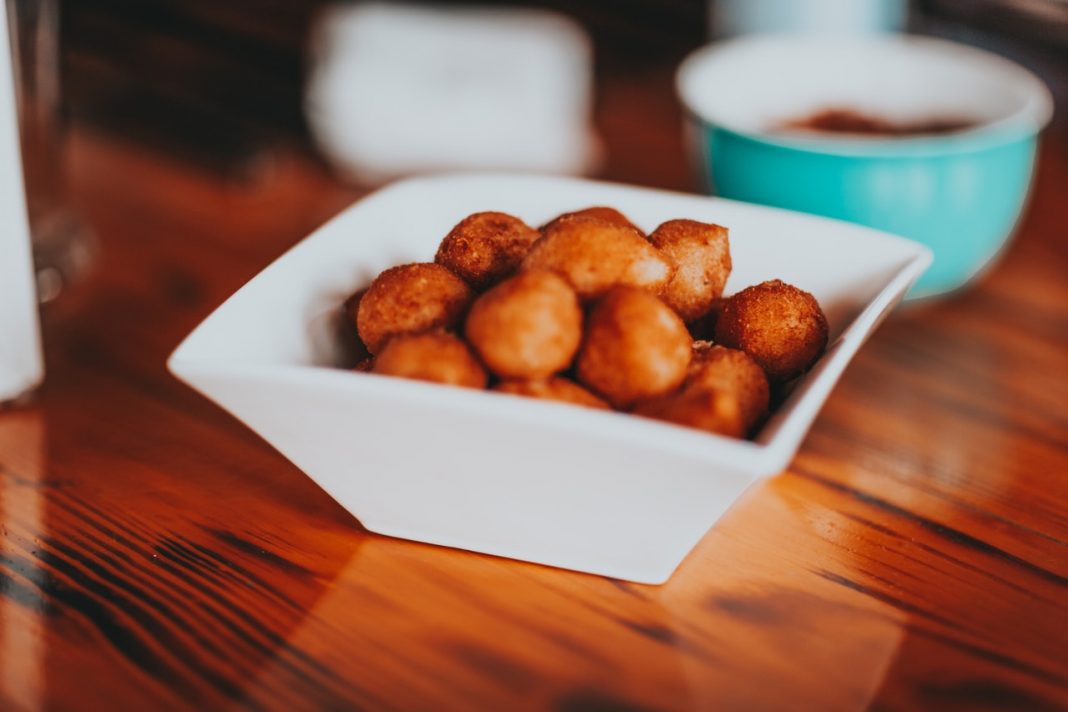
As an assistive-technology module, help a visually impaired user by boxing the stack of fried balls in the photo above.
[343,207,828,439]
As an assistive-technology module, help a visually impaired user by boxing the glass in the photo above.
[7,0,91,302]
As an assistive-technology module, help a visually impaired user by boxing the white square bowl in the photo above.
[168,173,930,584]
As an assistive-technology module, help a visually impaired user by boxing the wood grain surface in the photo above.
[0,66,1066,711]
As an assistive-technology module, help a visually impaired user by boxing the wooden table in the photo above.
[1,69,1066,711]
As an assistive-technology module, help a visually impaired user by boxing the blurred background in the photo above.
[57,0,1068,184]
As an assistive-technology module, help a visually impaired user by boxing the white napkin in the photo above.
[306,3,599,183]
[0,5,43,403]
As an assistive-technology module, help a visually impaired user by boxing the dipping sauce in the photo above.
[778,108,977,137]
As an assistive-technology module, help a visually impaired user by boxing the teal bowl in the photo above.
[678,36,1053,298]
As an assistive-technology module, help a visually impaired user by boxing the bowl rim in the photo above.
[676,34,1054,157]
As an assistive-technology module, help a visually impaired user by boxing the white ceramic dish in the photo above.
[168,173,930,584]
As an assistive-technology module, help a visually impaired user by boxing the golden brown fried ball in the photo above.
[714,279,828,383]
[372,332,487,388]
[357,263,473,354]
[632,388,747,438]
[465,270,582,379]
[686,342,769,431]
[649,219,732,323]
[541,206,641,233]
[576,287,691,408]
[522,218,672,300]
[435,212,540,290]
[494,377,609,410]
[353,356,375,373]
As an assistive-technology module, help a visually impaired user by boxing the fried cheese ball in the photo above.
[649,219,732,323]
[494,377,609,410]
[686,342,769,430]
[632,388,747,438]
[714,279,828,383]
[435,212,540,290]
[372,332,487,388]
[465,270,582,379]
[576,287,691,408]
[541,206,641,233]
[522,218,672,300]
[357,263,473,354]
